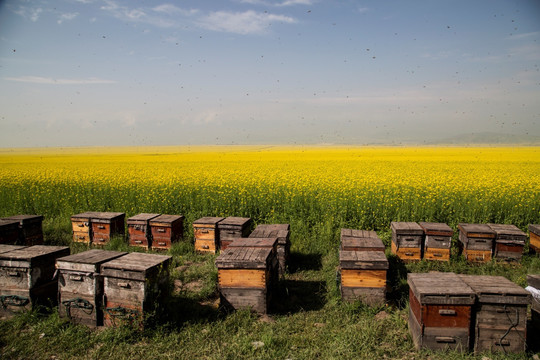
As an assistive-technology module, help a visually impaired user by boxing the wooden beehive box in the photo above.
[218,217,252,250]
[71,212,98,244]
[458,274,530,353]
[215,246,275,314]
[249,224,290,276]
[0,245,70,318]
[101,252,171,327]
[339,250,389,305]
[527,274,540,336]
[127,213,160,249]
[529,224,540,253]
[458,224,495,263]
[0,220,20,244]
[340,229,385,252]
[149,214,184,250]
[418,222,453,262]
[390,222,423,261]
[193,217,224,253]
[407,272,475,351]
[487,224,526,261]
[3,215,44,245]
[91,212,125,246]
[56,249,127,327]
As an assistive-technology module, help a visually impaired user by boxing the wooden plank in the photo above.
[457,223,496,239]
[339,250,389,269]
[424,235,452,249]
[463,248,492,263]
[340,269,386,288]
[424,248,450,261]
[530,232,540,252]
[458,275,530,304]
[407,272,475,305]
[418,222,453,236]
[529,224,540,236]
[487,223,527,241]
[56,250,127,272]
[391,221,424,235]
[219,287,268,314]
[340,286,386,305]
[218,269,266,288]
[391,241,421,261]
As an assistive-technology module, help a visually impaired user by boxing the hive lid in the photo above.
[57,249,128,272]
[228,237,278,249]
[3,214,44,224]
[249,226,289,243]
[193,217,225,225]
[101,252,171,279]
[219,217,252,228]
[0,245,70,265]
[458,274,530,304]
[418,222,453,236]
[149,214,184,225]
[340,236,385,250]
[0,244,27,254]
[529,224,540,236]
[390,222,424,235]
[0,219,20,228]
[71,212,99,220]
[407,272,475,305]
[457,223,496,238]
[127,213,161,222]
[527,274,540,289]
[215,246,272,269]
[253,224,290,232]
[90,212,125,222]
[487,224,527,241]
[339,250,389,269]
[340,229,378,239]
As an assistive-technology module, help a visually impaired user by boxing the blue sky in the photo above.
[1,0,539,147]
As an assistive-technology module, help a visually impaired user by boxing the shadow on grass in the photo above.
[158,293,222,329]
[287,252,323,273]
[386,254,409,309]
[272,279,327,314]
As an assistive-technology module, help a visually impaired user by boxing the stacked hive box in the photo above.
[193,217,224,253]
[418,222,453,262]
[339,250,389,305]
[458,274,529,353]
[527,275,540,338]
[528,224,540,253]
[3,215,44,245]
[0,220,20,244]
[249,224,290,276]
[218,217,252,250]
[0,245,70,318]
[149,214,184,250]
[127,213,160,249]
[408,272,475,351]
[215,245,275,314]
[458,224,495,263]
[228,237,279,287]
[391,222,423,261]
[340,229,385,252]
[101,252,172,327]
[91,212,125,245]
[56,249,127,326]
[487,224,526,261]
[71,212,95,244]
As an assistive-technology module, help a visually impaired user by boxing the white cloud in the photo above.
[14,6,43,22]
[505,31,540,40]
[152,4,198,15]
[57,12,79,24]
[197,10,296,35]
[5,76,117,85]
[239,0,314,6]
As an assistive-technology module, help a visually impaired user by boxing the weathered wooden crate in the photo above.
[458,224,495,263]
[0,220,20,244]
[408,272,475,351]
[101,252,171,327]
[390,222,423,261]
[0,245,70,318]
[418,222,453,262]
[340,229,385,252]
[71,212,96,244]
[527,274,540,337]
[193,217,224,253]
[91,212,125,246]
[486,224,526,261]
[127,213,160,249]
[215,246,275,314]
[249,224,290,276]
[149,214,184,250]
[57,249,127,327]
[339,250,389,305]
[219,217,252,250]
[529,224,540,253]
[458,274,530,353]
[3,215,44,245]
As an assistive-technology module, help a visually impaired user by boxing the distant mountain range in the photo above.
[428,132,540,145]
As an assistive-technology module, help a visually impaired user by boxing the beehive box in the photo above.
[3,215,44,245]
[57,249,127,326]
[527,274,540,337]
[219,217,252,250]
[487,224,526,261]
[193,217,224,253]
[458,224,495,263]
[529,224,540,253]
[0,220,20,244]
[91,212,125,245]
[418,222,453,262]
[149,214,184,250]
[127,213,161,249]
[408,272,475,351]
[339,250,389,305]
[215,246,275,314]
[71,212,96,244]
[458,274,530,353]
[249,224,290,276]
[340,229,385,252]
[390,222,423,261]
[0,245,70,318]
[101,252,171,327]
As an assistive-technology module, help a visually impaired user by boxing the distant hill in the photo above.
[429,132,540,145]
